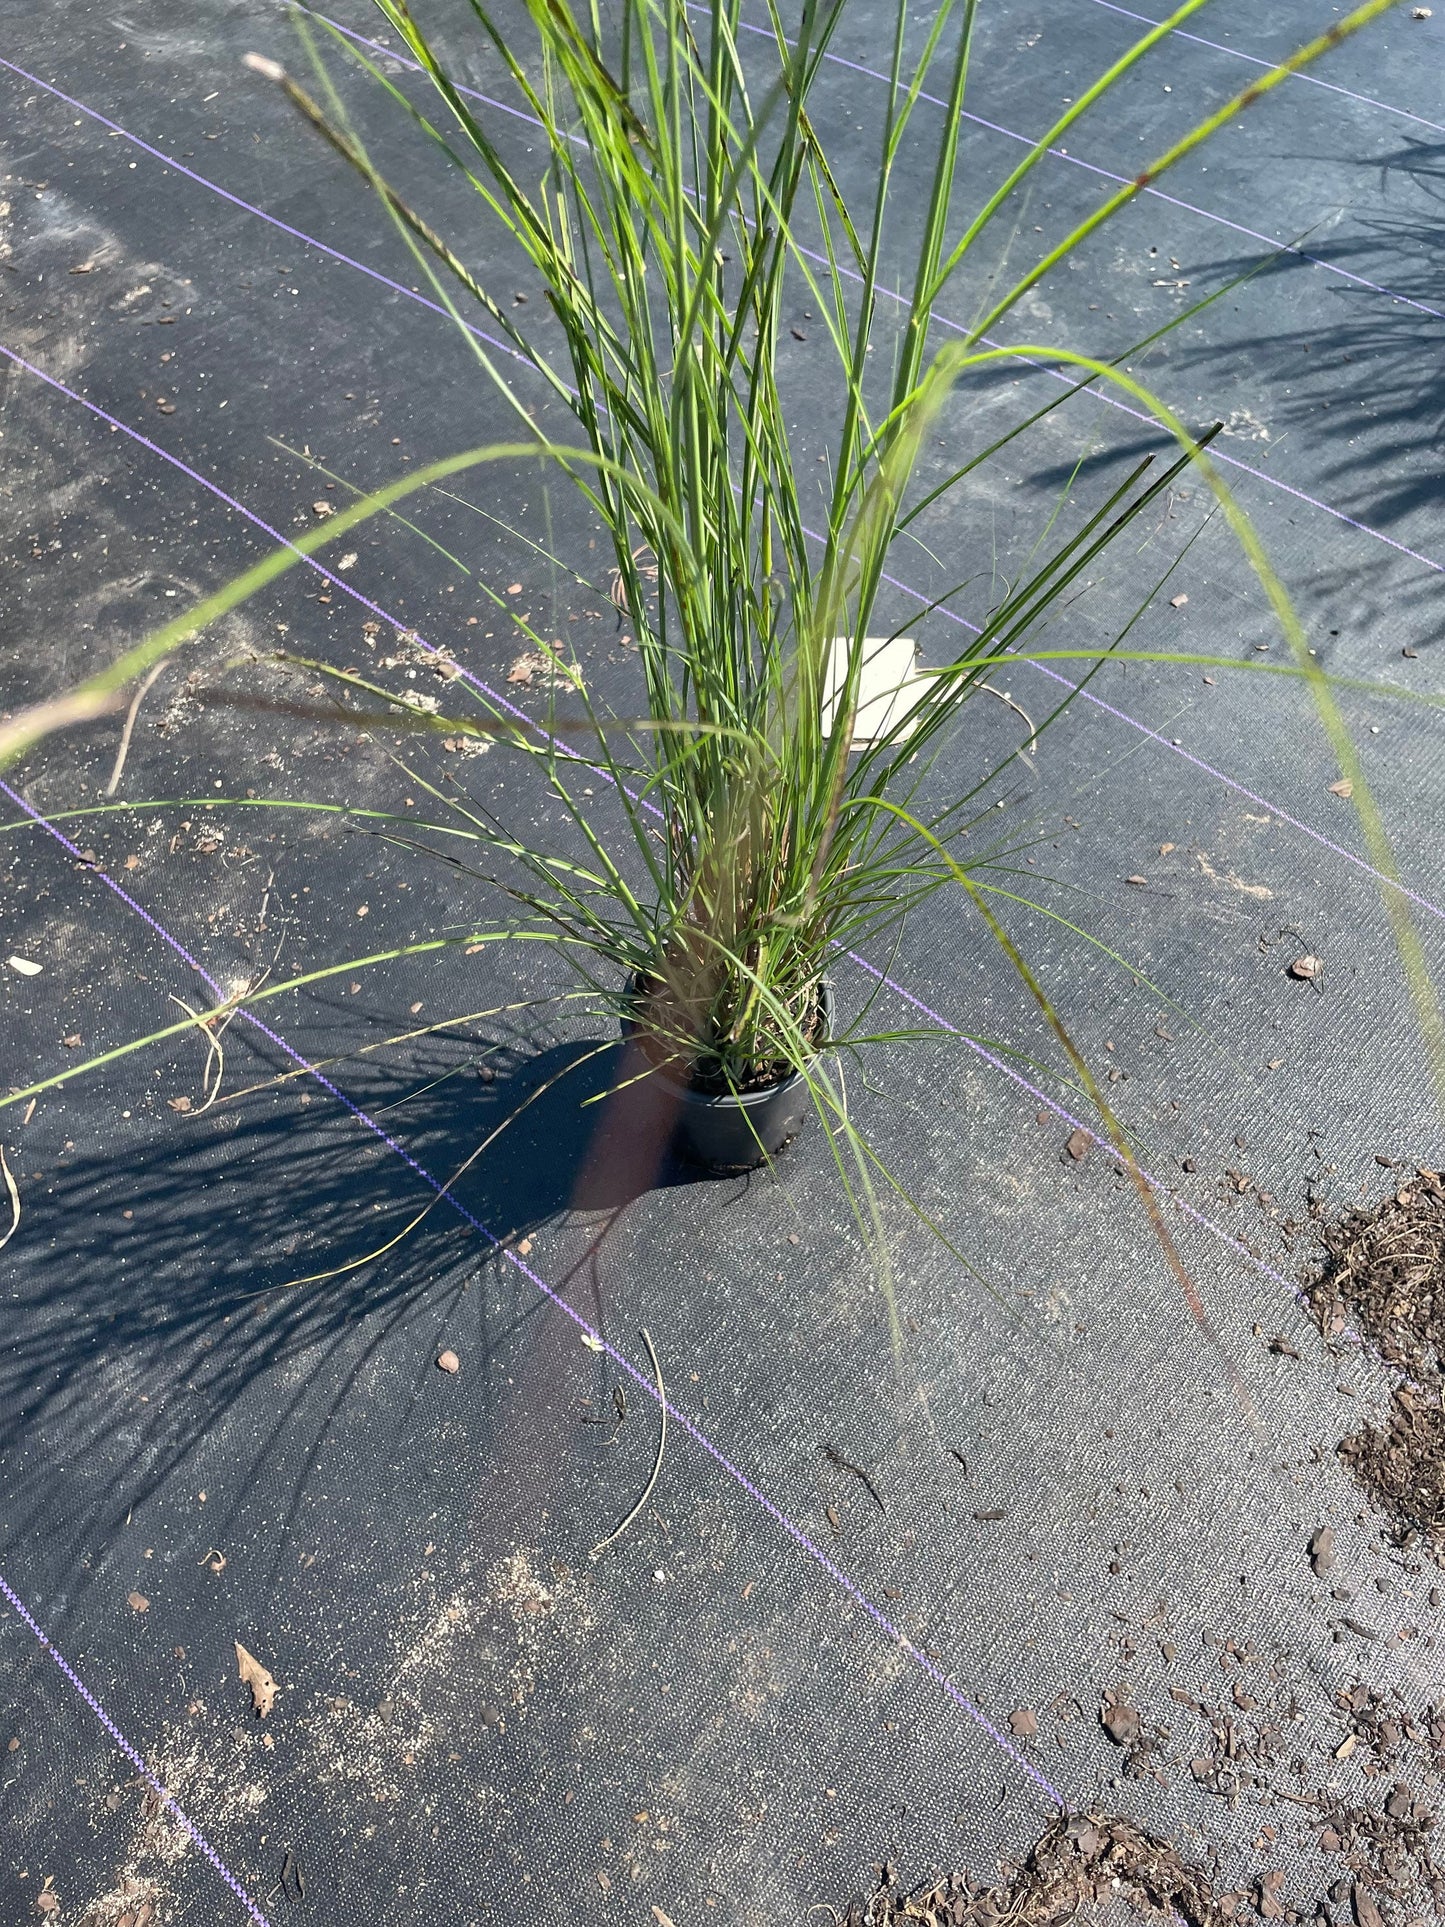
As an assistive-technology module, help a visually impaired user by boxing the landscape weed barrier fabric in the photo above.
[2,0,1445,1921]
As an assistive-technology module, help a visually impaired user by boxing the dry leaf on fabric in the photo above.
[235,1641,279,1717]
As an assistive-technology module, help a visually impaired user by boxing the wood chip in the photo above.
[1352,1882,1385,1927]
[127,1591,150,1613]
[1125,873,1147,886]
[507,653,540,684]
[1008,1706,1038,1737]
[1169,593,1188,608]
[235,1641,279,1717]
[1100,1700,1141,1746]
[1288,954,1323,980]
[1341,1616,1382,1640]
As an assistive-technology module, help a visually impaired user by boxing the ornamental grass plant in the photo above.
[2,0,1422,1273]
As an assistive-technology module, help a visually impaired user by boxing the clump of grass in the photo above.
[232,0,1400,1109]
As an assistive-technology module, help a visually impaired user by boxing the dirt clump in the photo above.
[1306,1171,1445,1378]
[837,1813,1220,1925]
[1306,1172,1445,1555]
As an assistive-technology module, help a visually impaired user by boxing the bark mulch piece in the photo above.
[1305,1171,1445,1557]
[837,1813,1221,1926]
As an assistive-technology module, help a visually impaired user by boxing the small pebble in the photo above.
[436,1349,460,1374]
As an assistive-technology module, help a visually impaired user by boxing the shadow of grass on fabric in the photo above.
[0,1016,743,1573]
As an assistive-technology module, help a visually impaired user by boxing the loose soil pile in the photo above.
[1305,1171,1445,1556]
[836,1814,1220,1926]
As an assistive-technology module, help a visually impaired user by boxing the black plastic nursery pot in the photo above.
[622,975,835,1173]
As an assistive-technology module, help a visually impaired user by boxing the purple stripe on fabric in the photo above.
[0,769,1067,1809]
[1083,0,1445,137]
[802,39,1445,326]
[847,954,1306,1302]
[0,57,536,369]
[1012,660,1445,929]
[0,1567,272,1922]
[855,571,1445,930]
[3,48,1441,587]
[9,321,1440,1036]
[8,303,1443,935]
[919,302,1445,578]
[319,6,1445,326]
[0,340,561,745]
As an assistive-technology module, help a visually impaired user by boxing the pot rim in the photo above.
[621,972,833,1109]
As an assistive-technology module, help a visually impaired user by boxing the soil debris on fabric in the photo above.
[1278,1689,1445,1920]
[1305,1173,1445,1555]
[80,1716,267,1916]
[505,650,572,689]
[72,1876,166,1927]
[1337,1388,1445,1557]
[838,1813,1221,1925]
